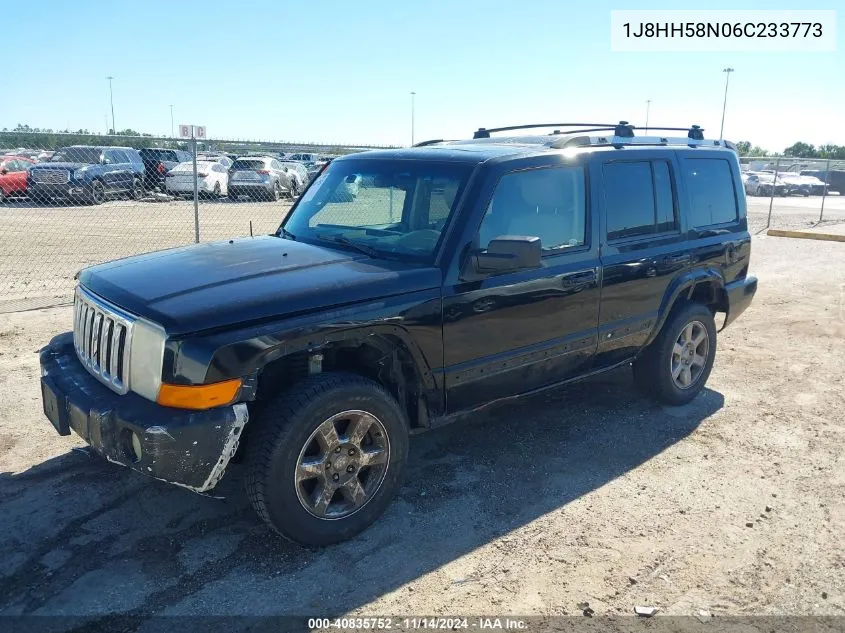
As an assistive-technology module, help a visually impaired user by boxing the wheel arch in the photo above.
[645,268,726,346]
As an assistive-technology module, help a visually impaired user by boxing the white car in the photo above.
[279,161,308,196]
[165,159,230,198]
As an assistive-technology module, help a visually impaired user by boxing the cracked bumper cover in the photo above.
[39,332,248,492]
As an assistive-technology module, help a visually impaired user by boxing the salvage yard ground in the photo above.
[0,234,843,622]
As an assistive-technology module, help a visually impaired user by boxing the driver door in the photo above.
[441,162,601,413]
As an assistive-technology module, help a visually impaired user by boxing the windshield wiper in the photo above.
[278,227,296,240]
[320,235,379,257]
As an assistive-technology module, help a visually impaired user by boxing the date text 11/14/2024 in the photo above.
[308,617,528,630]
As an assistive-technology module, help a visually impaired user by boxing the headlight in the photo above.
[129,319,167,401]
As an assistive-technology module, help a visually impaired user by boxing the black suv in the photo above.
[39,122,757,545]
[138,147,194,191]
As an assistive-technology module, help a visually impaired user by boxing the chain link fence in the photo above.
[1,134,844,314]
[0,132,392,313]
[739,155,845,234]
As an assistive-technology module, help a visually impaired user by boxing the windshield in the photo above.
[50,147,102,164]
[282,159,472,261]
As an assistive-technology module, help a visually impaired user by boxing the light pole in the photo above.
[106,76,116,134]
[645,99,651,133]
[719,67,734,141]
[410,91,416,146]
[169,105,174,138]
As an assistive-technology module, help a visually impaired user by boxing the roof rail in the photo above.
[551,134,736,152]
[473,123,628,139]
[413,139,447,147]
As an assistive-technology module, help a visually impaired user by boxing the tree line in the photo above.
[0,124,161,151]
[735,140,845,159]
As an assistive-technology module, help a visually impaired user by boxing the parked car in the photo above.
[39,121,757,545]
[228,156,297,200]
[743,171,787,196]
[778,173,828,196]
[27,146,145,204]
[0,155,36,202]
[800,169,843,194]
[279,161,309,197]
[138,148,194,191]
[286,152,323,163]
[165,158,230,198]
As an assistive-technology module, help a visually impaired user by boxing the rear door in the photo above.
[102,149,125,191]
[594,151,690,368]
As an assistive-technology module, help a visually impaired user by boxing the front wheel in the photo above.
[289,180,299,199]
[632,302,717,406]
[245,372,409,546]
[130,177,143,200]
[89,180,106,205]
[213,182,222,198]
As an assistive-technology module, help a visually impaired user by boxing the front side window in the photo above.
[477,166,586,253]
[283,159,471,260]
[683,158,739,227]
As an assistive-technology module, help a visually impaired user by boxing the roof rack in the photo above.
[413,139,447,147]
[473,122,634,139]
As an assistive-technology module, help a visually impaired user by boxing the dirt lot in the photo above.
[0,234,843,626]
[0,194,843,312]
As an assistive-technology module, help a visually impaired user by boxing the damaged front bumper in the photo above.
[39,333,248,492]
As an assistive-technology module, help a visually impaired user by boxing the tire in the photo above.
[130,177,143,200]
[245,372,409,546]
[632,302,717,406]
[213,182,222,198]
[228,190,239,201]
[272,181,281,202]
[0,187,6,204]
[289,180,299,199]
[89,180,106,205]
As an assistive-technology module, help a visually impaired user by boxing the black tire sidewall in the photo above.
[90,180,105,204]
[652,303,717,405]
[249,375,409,545]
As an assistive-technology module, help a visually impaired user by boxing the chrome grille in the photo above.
[31,169,70,185]
[73,287,135,394]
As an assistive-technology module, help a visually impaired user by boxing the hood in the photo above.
[78,236,441,335]
[31,162,91,170]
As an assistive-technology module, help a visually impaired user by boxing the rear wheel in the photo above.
[633,302,717,406]
[0,187,6,204]
[272,181,281,201]
[289,180,299,199]
[245,372,409,546]
[213,182,222,198]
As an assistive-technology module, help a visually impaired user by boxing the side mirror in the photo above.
[283,166,289,172]
[474,236,541,274]
[0,168,7,176]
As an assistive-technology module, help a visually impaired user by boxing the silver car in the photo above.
[228,156,297,201]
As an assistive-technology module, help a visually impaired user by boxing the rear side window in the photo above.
[682,159,739,227]
[603,160,677,241]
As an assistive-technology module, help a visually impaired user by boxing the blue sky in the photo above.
[3,0,841,151]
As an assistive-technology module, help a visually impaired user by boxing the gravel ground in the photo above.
[0,234,842,627]
[0,194,842,312]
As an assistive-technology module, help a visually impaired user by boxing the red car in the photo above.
[0,156,36,202]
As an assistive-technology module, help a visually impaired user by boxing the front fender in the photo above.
[644,268,725,347]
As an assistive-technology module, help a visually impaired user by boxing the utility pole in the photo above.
[169,105,174,138]
[410,91,416,146]
[719,67,734,141]
[106,76,116,134]
[645,99,651,133]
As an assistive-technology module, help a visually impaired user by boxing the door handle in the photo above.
[561,269,597,289]
[662,254,691,266]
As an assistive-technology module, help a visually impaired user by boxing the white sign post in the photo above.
[179,124,207,242]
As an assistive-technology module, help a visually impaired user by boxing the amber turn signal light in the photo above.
[157,379,242,410]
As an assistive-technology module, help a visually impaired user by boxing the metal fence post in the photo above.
[766,157,780,229]
[819,159,831,223]
[192,135,200,243]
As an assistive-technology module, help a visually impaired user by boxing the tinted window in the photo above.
[604,160,677,241]
[232,159,266,170]
[683,159,738,227]
[139,149,176,161]
[604,162,656,240]
[477,166,586,252]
